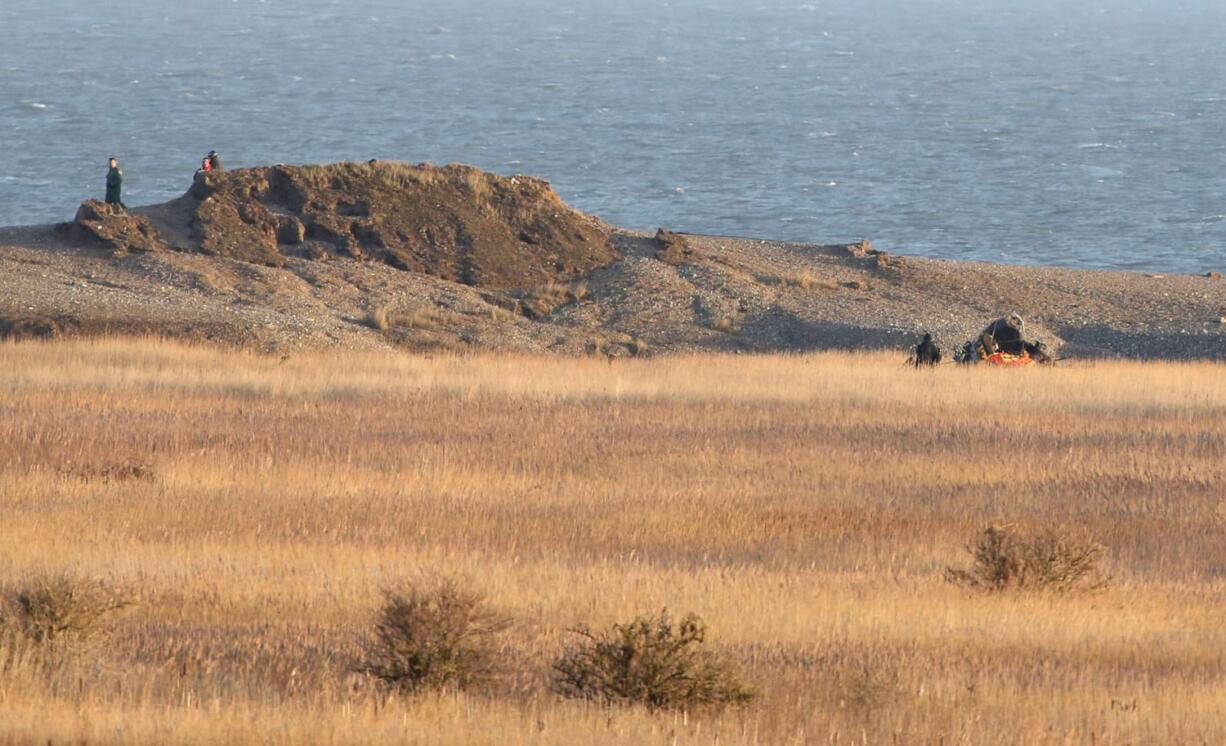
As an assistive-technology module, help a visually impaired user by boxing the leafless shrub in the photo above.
[552,610,753,710]
[0,574,131,653]
[357,578,510,694]
[945,525,1108,592]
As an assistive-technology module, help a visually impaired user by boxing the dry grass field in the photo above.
[0,339,1223,745]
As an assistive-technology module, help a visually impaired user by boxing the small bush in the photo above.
[0,574,130,651]
[945,525,1107,592]
[357,578,510,694]
[552,610,753,710]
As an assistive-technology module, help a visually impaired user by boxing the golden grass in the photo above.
[0,338,1223,744]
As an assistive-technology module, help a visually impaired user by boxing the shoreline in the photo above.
[1,184,1223,360]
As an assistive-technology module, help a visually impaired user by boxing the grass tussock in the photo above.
[945,525,1108,592]
[707,315,740,334]
[552,610,753,710]
[519,283,589,320]
[366,305,457,333]
[365,306,390,332]
[777,271,838,291]
[357,578,510,694]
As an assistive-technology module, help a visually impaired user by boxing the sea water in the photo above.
[1,0,1223,272]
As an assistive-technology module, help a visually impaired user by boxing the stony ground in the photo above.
[2,220,1224,360]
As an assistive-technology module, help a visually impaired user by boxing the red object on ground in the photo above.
[985,351,1035,367]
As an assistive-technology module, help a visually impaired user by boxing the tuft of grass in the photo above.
[552,610,753,710]
[519,283,588,320]
[778,271,838,291]
[489,306,518,323]
[357,578,510,694]
[366,307,390,332]
[945,525,1108,592]
[366,306,457,333]
[392,307,451,332]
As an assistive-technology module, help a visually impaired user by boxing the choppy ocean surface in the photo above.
[1,0,1223,272]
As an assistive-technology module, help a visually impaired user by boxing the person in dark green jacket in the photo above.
[105,157,125,210]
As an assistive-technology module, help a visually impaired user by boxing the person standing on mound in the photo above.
[105,157,125,210]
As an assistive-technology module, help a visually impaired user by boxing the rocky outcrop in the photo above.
[171,162,617,286]
[62,200,166,256]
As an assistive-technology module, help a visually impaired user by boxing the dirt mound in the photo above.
[654,228,698,265]
[60,200,167,256]
[163,162,616,287]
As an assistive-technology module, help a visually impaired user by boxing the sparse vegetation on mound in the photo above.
[160,161,618,286]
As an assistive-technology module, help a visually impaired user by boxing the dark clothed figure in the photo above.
[914,332,941,367]
[980,313,1026,355]
[207,151,222,172]
[105,159,125,209]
